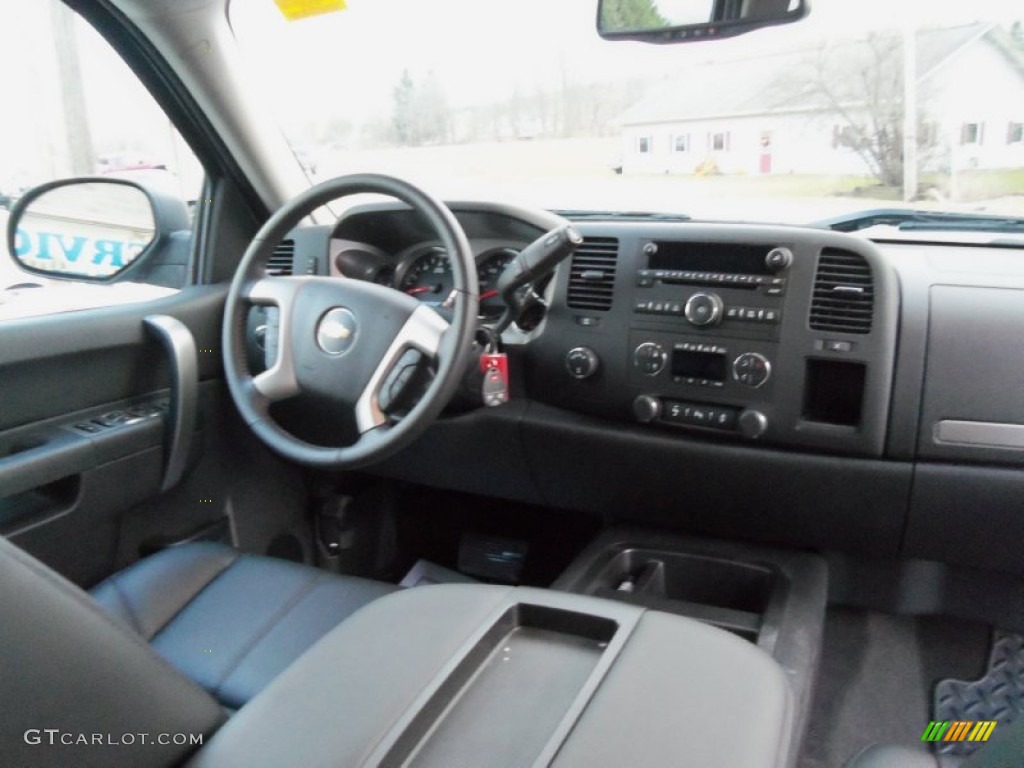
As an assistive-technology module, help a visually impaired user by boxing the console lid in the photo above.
[189,584,793,768]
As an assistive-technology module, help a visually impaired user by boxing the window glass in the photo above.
[0,2,203,314]
[960,123,983,145]
[232,0,1024,228]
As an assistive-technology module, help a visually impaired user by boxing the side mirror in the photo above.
[5,177,189,282]
[597,0,809,43]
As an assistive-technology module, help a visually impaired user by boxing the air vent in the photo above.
[266,239,295,276]
[809,248,874,334]
[566,237,618,311]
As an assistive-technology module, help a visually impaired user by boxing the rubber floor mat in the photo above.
[933,630,1024,758]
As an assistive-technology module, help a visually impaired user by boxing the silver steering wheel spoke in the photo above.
[354,305,449,433]
[245,276,308,403]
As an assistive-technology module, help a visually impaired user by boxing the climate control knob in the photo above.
[765,247,793,272]
[566,346,600,379]
[738,409,768,439]
[633,342,667,376]
[633,395,662,423]
[684,292,724,327]
[732,352,771,388]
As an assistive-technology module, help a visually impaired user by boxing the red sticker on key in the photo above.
[480,352,509,381]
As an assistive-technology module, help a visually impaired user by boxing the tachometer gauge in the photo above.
[398,246,453,303]
[477,247,519,318]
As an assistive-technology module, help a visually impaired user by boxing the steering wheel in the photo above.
[222,174,479,469]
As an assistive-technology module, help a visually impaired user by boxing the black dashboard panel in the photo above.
[919,285,1024,464]
[280,202,1024,574]
[525,223,899,457]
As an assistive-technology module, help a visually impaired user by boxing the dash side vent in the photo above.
[566,237,619,312]
[266,239,295,276]
[809,248,874,334]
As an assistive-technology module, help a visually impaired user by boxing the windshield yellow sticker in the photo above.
[274,0,347,21]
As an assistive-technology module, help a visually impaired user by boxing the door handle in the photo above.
[144,315,198,492]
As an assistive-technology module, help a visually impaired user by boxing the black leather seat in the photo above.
[90,541,397,708]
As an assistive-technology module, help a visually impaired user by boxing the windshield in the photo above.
[230,0,1024,231]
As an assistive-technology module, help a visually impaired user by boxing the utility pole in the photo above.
[49,0,94,176]
[902,22,918,202]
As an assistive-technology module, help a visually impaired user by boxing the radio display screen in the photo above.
[649,242,772,275]
[671,349,727,381]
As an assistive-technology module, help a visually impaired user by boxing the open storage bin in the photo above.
[381,603,620,768]
[584,548,778,641]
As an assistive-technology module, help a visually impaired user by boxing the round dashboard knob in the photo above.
[566,346,600,379]
[633,395,662,423]
[732,352,771,388]
[738,409,768,439]
[633,342,667,376]
[684,292,724,327]
[765,247,793,272]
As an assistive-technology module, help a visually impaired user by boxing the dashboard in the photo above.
[276,201,1024,575]
[291,202,899,457]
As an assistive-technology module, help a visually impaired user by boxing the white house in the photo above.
[618,24,1024,177]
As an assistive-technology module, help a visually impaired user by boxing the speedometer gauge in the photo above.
[477,247,519,318]
[398,246,453,303]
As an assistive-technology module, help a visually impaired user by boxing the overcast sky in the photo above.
[228,0,1022,134]
[0,0,1019,177]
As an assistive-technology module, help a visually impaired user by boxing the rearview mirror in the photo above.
[6,178,158,281]
[597,0,809,43]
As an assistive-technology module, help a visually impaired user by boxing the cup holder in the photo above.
[584,548,780,641]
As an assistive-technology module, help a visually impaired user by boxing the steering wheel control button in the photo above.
[316,308,358,356]
[732,352,772,388]
[566,347,600,379]
[684,292,724,327]
[633,342,667,376]
[765,247,793,272]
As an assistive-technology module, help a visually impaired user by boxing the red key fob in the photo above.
[480,352,509,406]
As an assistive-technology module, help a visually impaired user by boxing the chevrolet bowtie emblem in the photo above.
[323,323,351,340]
[316,308,358,355]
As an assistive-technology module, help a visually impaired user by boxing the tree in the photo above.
[392,69,416,146]
[599,0,668,31]
[778,32,936,190]
[391,69,451,146]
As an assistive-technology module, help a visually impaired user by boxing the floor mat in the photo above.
[798,609,990,768]
[933,630,1024,759]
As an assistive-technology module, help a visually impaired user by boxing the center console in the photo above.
[553,527,828,759]
[191,581,797,768]
[527,223,899,456]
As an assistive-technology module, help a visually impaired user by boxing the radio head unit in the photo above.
[647,241,778,275]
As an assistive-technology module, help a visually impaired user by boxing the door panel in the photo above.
[0,285,227,584]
